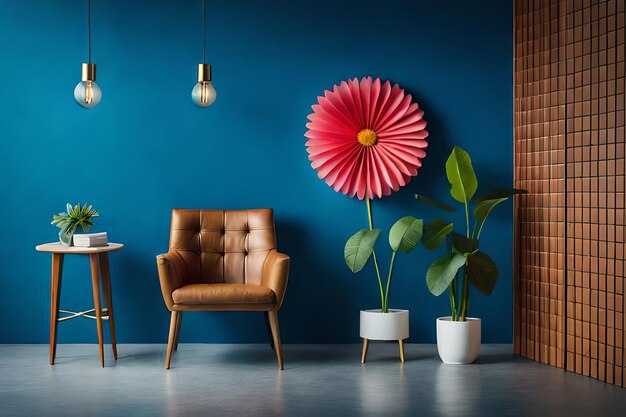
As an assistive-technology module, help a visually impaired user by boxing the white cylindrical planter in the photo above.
[436,317,481,364]
[360,309,409,340]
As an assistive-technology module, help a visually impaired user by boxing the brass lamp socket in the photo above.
[197,64,212,83]
[81,63,97,82]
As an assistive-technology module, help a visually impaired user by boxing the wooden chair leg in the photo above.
[399,339,405,364]
[165,311,179,369]
[361,338,369,364]
[264,312,275,350]
[173,311,183,351]
[267,311,284,370]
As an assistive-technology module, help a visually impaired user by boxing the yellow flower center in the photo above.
[357,129,378,147]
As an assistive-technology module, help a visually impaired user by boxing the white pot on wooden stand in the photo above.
[360,309,409,363]
[436,317,481,364]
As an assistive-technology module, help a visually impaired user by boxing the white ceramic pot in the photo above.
[436,316,481,364]
[360,309,409,340]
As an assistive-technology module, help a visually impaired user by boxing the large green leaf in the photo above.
[389,216,423,253]
[445,146,477,204]
[466,251,499,295]
[426,253,467,296]
[474,197,508,223]
[415,194,456,212]
[422,219,454,250]
[452,232,479,255]
[473,188,528,236]
[344,229,381,273]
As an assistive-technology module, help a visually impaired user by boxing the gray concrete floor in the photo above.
[0,344,624,417]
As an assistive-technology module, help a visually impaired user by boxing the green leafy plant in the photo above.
[344,199,424,313]
[51,203,99,240]
[416,146,527,321]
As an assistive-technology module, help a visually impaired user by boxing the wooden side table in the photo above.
[35,242,123,367]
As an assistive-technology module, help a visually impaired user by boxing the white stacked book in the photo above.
[73,232,109,247]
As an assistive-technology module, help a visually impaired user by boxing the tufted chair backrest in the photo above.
[169,209,276,286]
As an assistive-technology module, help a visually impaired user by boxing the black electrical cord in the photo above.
[88,0,91,63]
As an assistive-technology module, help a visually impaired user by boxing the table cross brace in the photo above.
[58,308,109,322]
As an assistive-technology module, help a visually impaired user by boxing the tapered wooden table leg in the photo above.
[399,339,405,364]
[90,254,105,367]
[361,338,369,363]
[99,253,117,360]
[49,253,64,365]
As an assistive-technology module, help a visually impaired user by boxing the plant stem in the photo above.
[383,251,397,313]
[458,201,471,321]
[366,197,374,230]
[366,198,385,311]
[460,265,470,321]
[464,201,470,238]
[476,221,486,241]
[449,282,457,321]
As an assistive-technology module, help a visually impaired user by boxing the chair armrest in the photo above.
[262,249,290,308]
[156,251,187,310]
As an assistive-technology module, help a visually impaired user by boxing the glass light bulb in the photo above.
[191,81,216,107]
[74,80,102,108]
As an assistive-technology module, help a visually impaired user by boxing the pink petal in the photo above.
[318,96,360,131]
[375,93,412,132]
[373,83,405,131]
[377,145,415,178]
[307,142,355,158]
[369,147,394,195]
[337,81,363,129]
[379,110,425,134]
[371,146,402,192]
[360,77,373,128]
[369,80,391,130]
[348,78,366,128]
[326,146,363,191]
[306,129,356,143]
[315,144,361,178]
[383,142,427,159]
[307,114,357,136]
[305,137,353,148]
[366,148,383,199]
[379,132,429,142]
[354,151,368,200]
[368,78,381,129]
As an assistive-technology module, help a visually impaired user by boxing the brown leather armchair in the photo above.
[156,208,290,369]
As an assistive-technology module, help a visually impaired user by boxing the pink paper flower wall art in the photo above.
[305,76,429,200]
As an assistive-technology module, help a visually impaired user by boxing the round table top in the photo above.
[35,242,124,254]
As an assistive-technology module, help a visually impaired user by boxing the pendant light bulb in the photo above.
[74,63,102,108]
[192,64,216,107]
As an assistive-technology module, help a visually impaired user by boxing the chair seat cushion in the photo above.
[172,283,276,305]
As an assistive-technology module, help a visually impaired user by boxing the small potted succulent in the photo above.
[416,146,526,364]
[51,203,99,246]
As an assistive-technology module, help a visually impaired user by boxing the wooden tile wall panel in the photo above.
[514,0,567,369]
[514,0,625,387]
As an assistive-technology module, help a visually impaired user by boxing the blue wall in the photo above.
[0,0,513,343]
